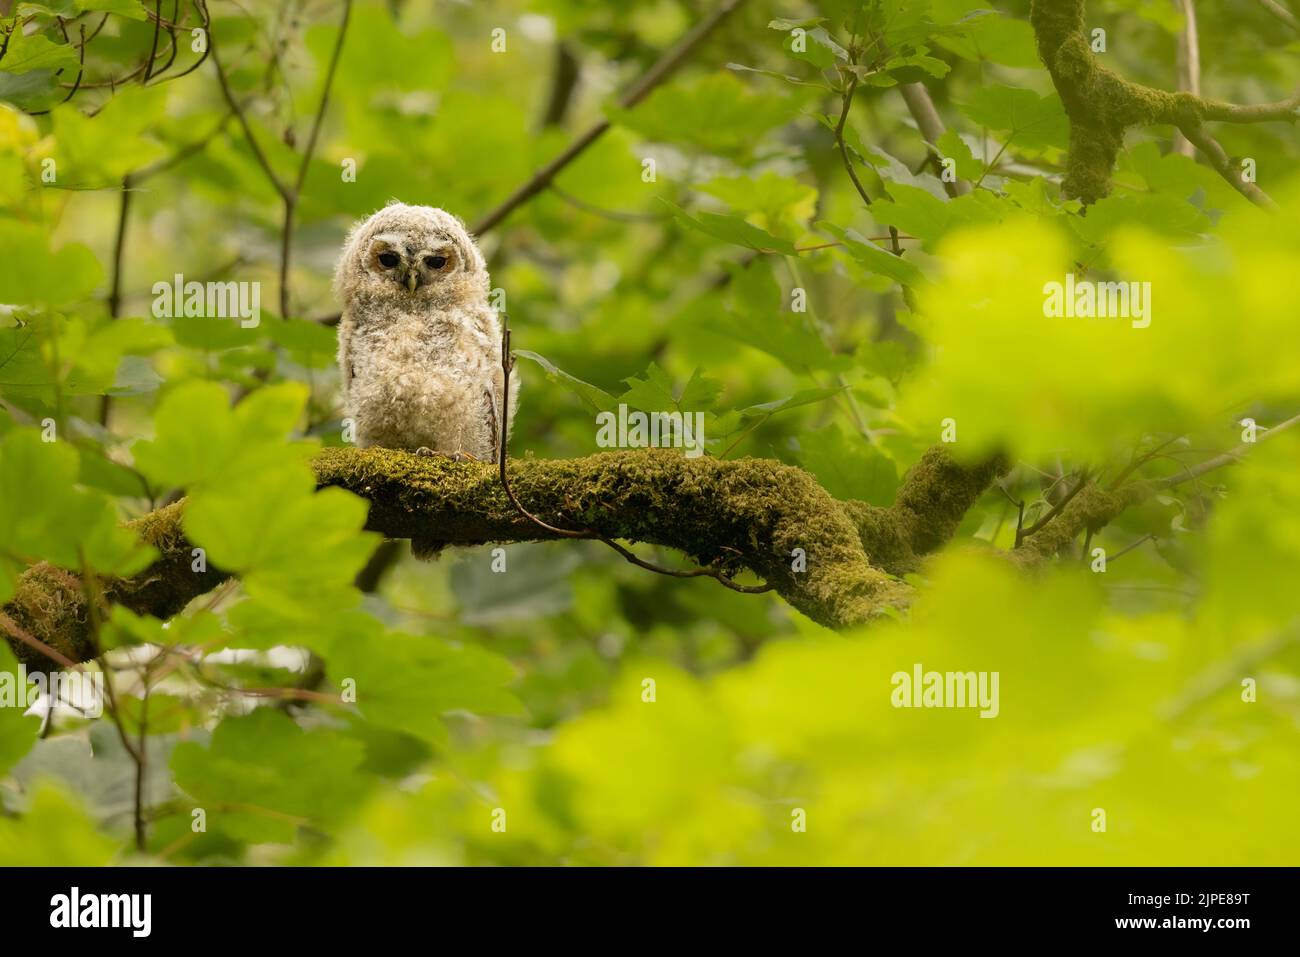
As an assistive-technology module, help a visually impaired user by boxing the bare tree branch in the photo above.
[1172,0,1200,157]
[1254,0,1300,33]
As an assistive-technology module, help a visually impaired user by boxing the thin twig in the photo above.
[1105,533,1154,564]
[1108,434,1181,488]
[143,1,163,82]
[830,60,901,255]
[1172,0,1200,157]
[1017,470,1090,546]
[1151,412,1300,491]
[77,552,147,852]
[1254,0,1300,32]
[472,0,748,235]
[897,81,970,197]
[0,611,79,670]
[496,314,774,594]
[1178,122,1278,209]
[99,172,132,427]
[210,36,290,200]
[160,0,212,83]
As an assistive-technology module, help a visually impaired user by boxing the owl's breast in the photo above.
[345,308,499,455]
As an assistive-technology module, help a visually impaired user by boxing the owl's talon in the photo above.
[453,450,480,463]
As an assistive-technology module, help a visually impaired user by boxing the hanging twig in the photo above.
[496,314,774,594]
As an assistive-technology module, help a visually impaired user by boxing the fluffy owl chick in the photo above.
[335,202,517,557]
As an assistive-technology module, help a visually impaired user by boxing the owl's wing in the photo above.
[484,386,501,465]
[337,316,353,392]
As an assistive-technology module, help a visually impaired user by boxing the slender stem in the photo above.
[1178,122,1278,210]
[1172,0,1200,157]
[972,141,1009,189]
[99,174,132,426]
[496,314,773,593]
[1254,0,1300,32]
[472,0,748,235]
[832,67,902,255]
[1152,412,1300,491]
[1017,470,1091,545]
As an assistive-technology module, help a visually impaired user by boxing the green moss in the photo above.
[1012,481,1146,564]
[4,565,90,672]
[1031,0,1211,203]
[314,447,922,629]
[5,445,1008,666]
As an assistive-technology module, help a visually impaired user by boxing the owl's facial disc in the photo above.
[366,233,457,295]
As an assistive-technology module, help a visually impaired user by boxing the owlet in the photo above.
[335,202,516,462]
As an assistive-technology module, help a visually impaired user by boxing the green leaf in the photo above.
[818,222,927,287]
[608,72,794,157]
[794,423,900,504]
[263,315,338,369]
[870,183,1006,249]
[0,322,51,399]
[738,387,843,419]
[0,69,59,112]
[0,643,40,775]
[171,709,372,844]
[324,629,521,745]
[0,28,78,75]
[663,201,797,254]
[132,381,313,490]
[713,386,844,442]
[940,11,1040,68]
[77,446,149,497]
[306,14,453,94]
[884,52,951,83]
[451,543,581,624]
[52,84,169,183]
[17,2,146,17]
[1068,192,1210,244]
[959,86,1069,151]
[186,467,373,617]
[171,316,257,351]
[936,128,983,181]
[725,62,818,87]
[696,172,818,237]
[715,258,844,372]
[0,782,120,865]
[0,222,103,305]
[0,429,154,602]
[769,21,846,70]
[1125,141,1217,197]
[619,362,723,413]
[514,350,618,414]
[11,722,178,830]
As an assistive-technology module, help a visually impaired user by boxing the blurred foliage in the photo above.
[1,0,1298,866]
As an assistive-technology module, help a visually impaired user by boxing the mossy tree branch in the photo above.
[2,446,1004,669]
[1009,412,1300,564]
[1030,0,1296,205]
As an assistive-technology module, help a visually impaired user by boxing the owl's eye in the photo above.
[424,255,447,269]
[377,252,400,269]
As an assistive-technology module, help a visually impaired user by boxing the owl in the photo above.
[334,202,516,465]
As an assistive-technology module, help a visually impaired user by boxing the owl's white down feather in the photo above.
[334,202,517,462]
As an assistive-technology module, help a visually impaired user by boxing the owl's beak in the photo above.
[404,271,420,293]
